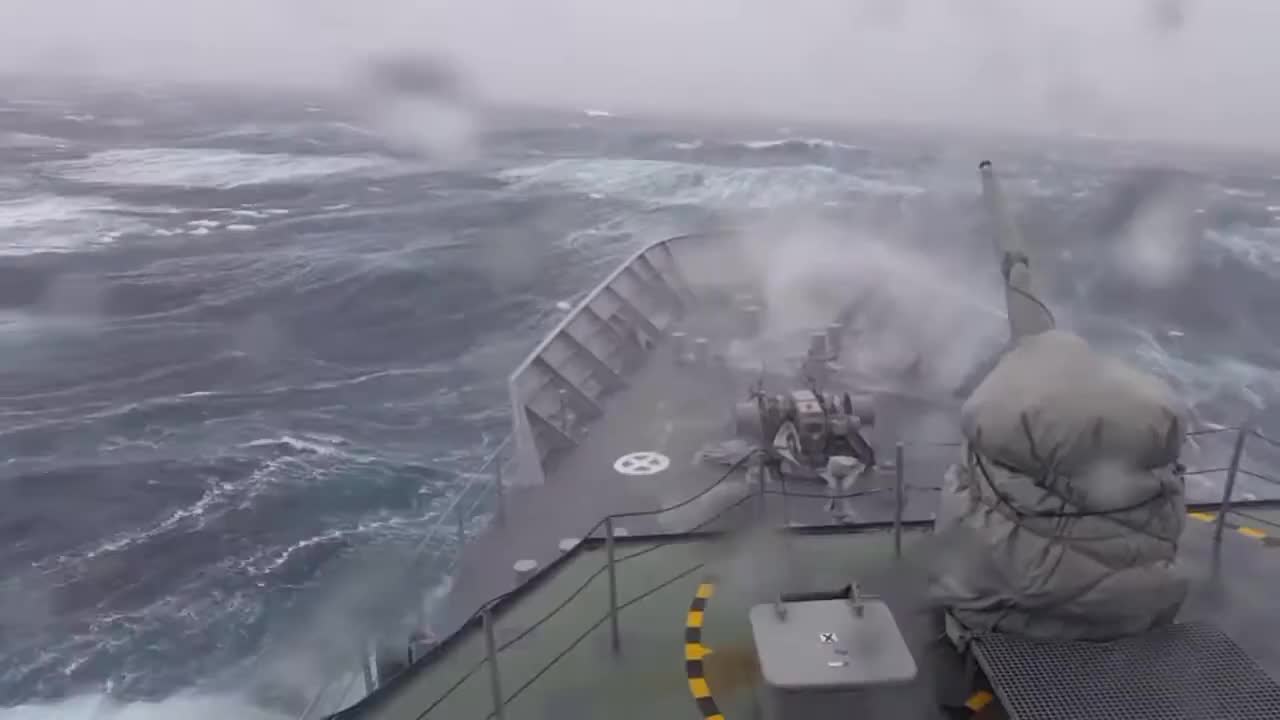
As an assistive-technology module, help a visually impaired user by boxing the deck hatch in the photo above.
[972,622,1280,720]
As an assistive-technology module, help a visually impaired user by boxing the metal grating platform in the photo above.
[972,622,1280,720]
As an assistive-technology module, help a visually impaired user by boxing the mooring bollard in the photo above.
[671,331,689,364]
[513,559,538,585]
[694,337,710,367]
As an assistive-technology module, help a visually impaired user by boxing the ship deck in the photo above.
[436,336,961,636]
[318,332,1280,719]
[332,502,1280,720]
[310,226,1280,719]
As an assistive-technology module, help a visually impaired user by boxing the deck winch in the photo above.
[736,388,876,471]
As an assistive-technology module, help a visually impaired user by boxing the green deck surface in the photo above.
[347,528,933,720]
[328,500,1280,720]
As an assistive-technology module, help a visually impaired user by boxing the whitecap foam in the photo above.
[0,195,149,255]
[243,511,447,577]
[1220,186,1265,199]
[244,435,344,457]
[582,108,614,117]
[45,148,391,189]
[248,529,346,576]
[0,196,95,228]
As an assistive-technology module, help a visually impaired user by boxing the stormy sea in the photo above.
[3,78,1280,718]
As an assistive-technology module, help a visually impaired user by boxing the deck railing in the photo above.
[296,435,514,720]
[298,423,1280,720]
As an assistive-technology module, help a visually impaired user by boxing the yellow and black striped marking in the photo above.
[966,690,995,713]
[1188,511,1280,547]
[685,581,723,720]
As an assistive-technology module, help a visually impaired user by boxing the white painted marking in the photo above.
[614,451,671,476]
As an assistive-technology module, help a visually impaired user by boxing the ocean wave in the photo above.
[68,477,241,564]
[739,137,864,152]
[0,131,66,149]
[1206,227,1280,276]
[52,451,322,570]
[499,157,923,208]
[0,351,249,406]
[0,693,288,720]
[44,148,394,189]
[237,366,454,398]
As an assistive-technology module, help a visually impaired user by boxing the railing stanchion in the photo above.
[779,465,791,526]
[297,678,332,720]
[360,639,374,695]
[1214,427,1249,543]
[605,516,621,653]
[495,462,505,526]
[455,500,466,550]
[482,606,506,720]
[894,442,905,559]
[756,456,767,521]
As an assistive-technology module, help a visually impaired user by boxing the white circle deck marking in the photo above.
[613,451,671,476]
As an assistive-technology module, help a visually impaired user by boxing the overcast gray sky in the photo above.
[2,0,1278,149]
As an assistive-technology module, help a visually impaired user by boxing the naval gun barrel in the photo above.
[979,161,1055,342]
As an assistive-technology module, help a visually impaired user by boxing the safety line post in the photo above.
[456,502,466,550]
[494,462,505,525]
[894,442,905,558]
[361,639,375,695]
[1214,427,1249,543]
[756,457,768,521]
[605,516,621,653]
[482,607,506,720]
[779,465,791,526]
